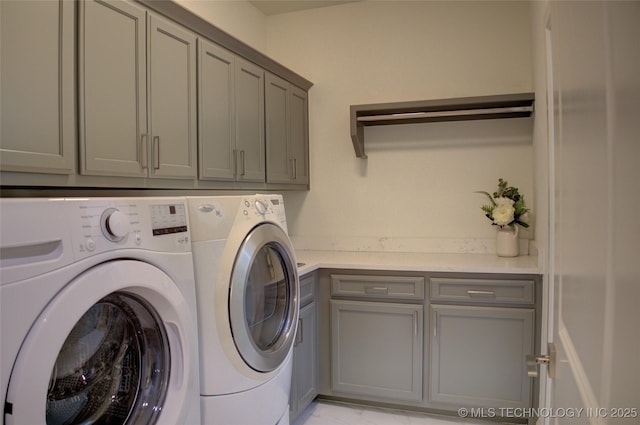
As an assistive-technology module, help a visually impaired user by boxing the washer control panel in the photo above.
[149,203,188,236]
[72,198,191,258]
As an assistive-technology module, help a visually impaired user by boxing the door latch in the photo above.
[527,342,556,379]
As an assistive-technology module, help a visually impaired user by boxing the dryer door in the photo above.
[4,260,195,425]
[229,222,299,372]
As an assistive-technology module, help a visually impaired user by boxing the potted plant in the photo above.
[477,178,530,257]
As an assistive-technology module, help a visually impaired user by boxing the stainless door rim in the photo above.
[229,222,299,372]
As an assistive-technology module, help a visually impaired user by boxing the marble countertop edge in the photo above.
[294,249,541,276]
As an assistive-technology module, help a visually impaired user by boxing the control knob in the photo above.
[255,199,268,215]
[101,208,130,241]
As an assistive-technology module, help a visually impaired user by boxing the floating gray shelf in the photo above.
[350,92,534,158]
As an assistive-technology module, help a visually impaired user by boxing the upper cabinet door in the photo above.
[0,0,75,174]
[235,58,265,183]
[80,0,147,177]
[289,85,309,185]
[148,14,197,179]
[198,39,236,180]
[266,73,291,183]
[265,73,310,185]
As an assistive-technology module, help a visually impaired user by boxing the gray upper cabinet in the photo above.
[234,58,265,182]
[147,13,197,179]
[198,40,235,180]
[0,0,75,174]
[2,0,310,190]
[198,41,265,182]
[80,0,197,179]
[289,86,310,185]
[80,0,147,177]
[265,73,309,185]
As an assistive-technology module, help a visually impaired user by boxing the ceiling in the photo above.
[249,1,360,16]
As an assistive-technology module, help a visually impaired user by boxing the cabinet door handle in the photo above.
[239,150,246,176]
[414,311,418,336]
[364,286,388,295]
[434,314,437,338]
[153,136,160,170]
[140,134,148,169]
[291,158,297,180]
[467,290,496,297]
[295,318,303,345]
[233,149,238,176]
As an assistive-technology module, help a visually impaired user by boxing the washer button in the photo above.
[86,238,96,251]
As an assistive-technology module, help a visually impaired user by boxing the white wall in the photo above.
[174,0,267,51]
[264,1,535,252]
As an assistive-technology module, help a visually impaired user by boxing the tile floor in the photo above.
[292,400,490,425]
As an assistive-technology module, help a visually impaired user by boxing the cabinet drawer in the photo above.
[299,273,316,307]
[430,277,534,305]
[331,274,425,300]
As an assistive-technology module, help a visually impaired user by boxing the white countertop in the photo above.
[295,250,541,276]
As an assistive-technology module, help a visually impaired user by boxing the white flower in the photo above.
[492,204,515,226]
[494,197,515,207]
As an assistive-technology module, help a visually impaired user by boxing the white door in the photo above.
[543,1,640,423]
[4,260,195,425]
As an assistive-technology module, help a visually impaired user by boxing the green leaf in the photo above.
[474,191,496,207]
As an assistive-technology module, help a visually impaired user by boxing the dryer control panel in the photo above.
[238,195,288,231]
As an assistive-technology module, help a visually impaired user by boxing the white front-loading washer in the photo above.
[187,194,299,425]
[0,197,200,425]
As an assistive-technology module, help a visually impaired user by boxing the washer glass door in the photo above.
[230,223,299,372]
[4,260,193,425]
[47,292,169,425]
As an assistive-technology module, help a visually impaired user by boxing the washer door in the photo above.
[229,222,299,372]
[4,260,194,425]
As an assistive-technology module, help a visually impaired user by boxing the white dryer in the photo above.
[0,197,200,425]
[187,194,299,425]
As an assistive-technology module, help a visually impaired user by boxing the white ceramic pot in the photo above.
[496,225,519,257]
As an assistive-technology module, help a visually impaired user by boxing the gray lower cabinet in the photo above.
[330,299,423,402]
[428,275,537,417]
[317,270,540,419]
[290,273,318,422]
[429,304,534,408]
[0,0,75,174]
[265,73,309,185]
[327,274,425,403]
[80,0,197,179]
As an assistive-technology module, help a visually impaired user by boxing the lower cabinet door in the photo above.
[330,300,423,402]
[429,304,534,409]
[290,301,318,421]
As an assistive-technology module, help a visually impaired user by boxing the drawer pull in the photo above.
[365,286,389,295]
[467,290,496,297]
